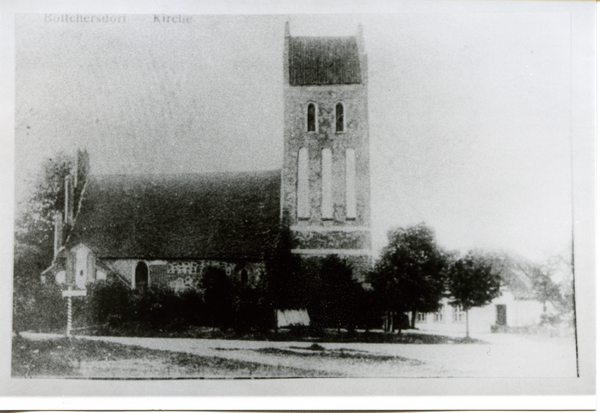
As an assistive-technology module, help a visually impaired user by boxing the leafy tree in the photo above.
[14,154,73,276]
[512,255,565,314]
[201,266,235,331]
[13,153,76,333]
[448,251,502,337]
[371,223,448,334]
[314,255,363,332]
[529,267,561,314]
[263,218,309,311]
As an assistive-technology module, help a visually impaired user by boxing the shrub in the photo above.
[86,281,210,332]
[310,255,365,331]
[177,288,207,326]
[85,280,130,327]
[13,280,67,334]
[232,286,271,333]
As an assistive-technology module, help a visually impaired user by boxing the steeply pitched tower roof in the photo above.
[288,36,362,86]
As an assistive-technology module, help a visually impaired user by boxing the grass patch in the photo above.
[87,324,482,345]
[11,335,336,378]
[254,347,422,364]
[12,335,77,377]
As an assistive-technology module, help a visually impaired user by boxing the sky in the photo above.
[15,12,574,263]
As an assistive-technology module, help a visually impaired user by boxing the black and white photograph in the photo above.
[1,0,595,408]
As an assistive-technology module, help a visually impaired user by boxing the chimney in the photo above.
[54,212,64,258]
[64,174,74,225]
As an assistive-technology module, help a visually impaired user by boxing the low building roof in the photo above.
[288,36,362,86]
[68,170,281,261]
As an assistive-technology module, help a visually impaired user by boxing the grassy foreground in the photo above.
[11,335,335,378]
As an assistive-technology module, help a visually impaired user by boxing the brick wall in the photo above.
[281,30,373,282]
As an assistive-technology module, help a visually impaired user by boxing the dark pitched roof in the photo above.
[289,36,362,86]
[68,170,281,261]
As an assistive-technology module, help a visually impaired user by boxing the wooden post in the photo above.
[62,287,85,336]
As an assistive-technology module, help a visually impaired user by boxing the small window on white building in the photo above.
[417,312,427,323]
[297,147,310,219]
[434,311,444,323]
[321,148,333,220]
[453,305,466,322]
[345,148,356,219]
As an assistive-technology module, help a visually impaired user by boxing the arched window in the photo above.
[241,269,249,285]
[297,147,309,219]
[345,148,356,219]
[135,261,149,289]
[307,103,316,132]
[321,148,333,219]
[335,102,344,132]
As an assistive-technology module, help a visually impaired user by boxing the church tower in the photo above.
[281,22,372,281]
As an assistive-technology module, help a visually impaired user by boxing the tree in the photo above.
[13,153,75,332]
[529,267,562,314]
[13,150,90,333]
[201,266,234,331]
[263,217,309,311]
[315,255,363,332]
[448,251,502,337]
[512,255,564,314]
[371,223,448,334]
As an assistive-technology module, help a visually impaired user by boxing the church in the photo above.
[42,22,373,292]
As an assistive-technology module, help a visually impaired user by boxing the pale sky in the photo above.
[15,12,573,263]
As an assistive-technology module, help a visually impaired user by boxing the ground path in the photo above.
[40,331,577,378]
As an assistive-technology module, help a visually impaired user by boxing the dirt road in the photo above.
[74,332,577,378]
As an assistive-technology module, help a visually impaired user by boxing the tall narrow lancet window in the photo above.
[335,103,344,133]
[307,103,316,132]
[321,148,333,219]
[345,148,356,219]
[297,147,310,219]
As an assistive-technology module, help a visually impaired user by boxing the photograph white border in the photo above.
[0,0,595,409]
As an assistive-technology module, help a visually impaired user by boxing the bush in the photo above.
[85,280,130,327]
[288,324,324,338]
[177,289,208,326]
[309,256,365,331]
[13,280,67,334]
[232,287,272,333]
[85,280,208,332]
